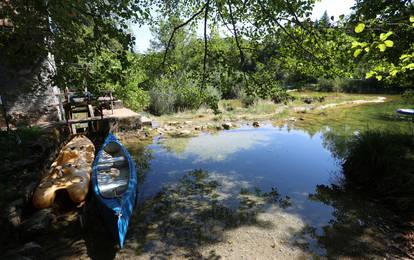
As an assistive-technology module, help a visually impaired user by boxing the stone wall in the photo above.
[0,53,61,127]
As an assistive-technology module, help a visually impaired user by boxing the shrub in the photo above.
[148,74,223,115]
[402,89,414,104]
[149,85,177,115]
[269,87,295,104]
[240,90,257,107]
[116,86,150,111]
[175,85,204,111]
[343,130,414,214]
[203,85,221,114]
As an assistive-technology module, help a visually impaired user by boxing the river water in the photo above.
[117,100,410,259]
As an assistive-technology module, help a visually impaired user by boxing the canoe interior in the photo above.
[96,142,130,198]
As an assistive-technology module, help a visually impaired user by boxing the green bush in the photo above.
[148,74,222,115]
[239,90,257,107]
[149,82,177,115]
[175,85,204,111]
[343,130,414,214]
[402,89,414,104]
[115,85,150,111]
[269,87,295,104]
[312,77,386,93]
[203,85,221,114]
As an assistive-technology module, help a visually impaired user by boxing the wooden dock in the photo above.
[56,89,141,134]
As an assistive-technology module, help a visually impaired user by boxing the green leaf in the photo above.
[353,49,362,58]
[410,16,414,23]
[355,23,365,33]
[384,40,394,47]
[366,71,375,79]
[379,31,393,41]
[351,41,360,48]
[377,44,387,52]
[364,47,370,53]
[400,54,410,60]
[390,70,398,77]
[376,75,383,81]
[405,63,414,70]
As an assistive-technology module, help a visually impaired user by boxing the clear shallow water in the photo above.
[123,101,409,258]
[140,125,338,227]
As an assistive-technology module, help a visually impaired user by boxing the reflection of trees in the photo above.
[126,143,153,186]
[126,169,290,258]
[295,184,405,259]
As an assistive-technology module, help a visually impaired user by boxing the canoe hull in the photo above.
[397,109,414,116]
[92,133,137,248]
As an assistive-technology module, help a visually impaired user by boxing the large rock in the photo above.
[222,122,232,130]
[138,115,152,127]
[20,209,55,236]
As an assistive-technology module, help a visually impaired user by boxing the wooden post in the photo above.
[110,91,114,115]
[0,95,10,132]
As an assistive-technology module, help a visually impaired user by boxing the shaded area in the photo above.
[121,169,295,258]
[294,184,410,259]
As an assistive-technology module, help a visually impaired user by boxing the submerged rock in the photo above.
[177,130,193,137]
[168,121,179,126]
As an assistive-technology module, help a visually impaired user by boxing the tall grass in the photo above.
[343,130,414,215]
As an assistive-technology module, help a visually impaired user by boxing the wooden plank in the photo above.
[88,104,95,117]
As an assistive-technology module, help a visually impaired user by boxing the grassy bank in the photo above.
[154,91,385,125]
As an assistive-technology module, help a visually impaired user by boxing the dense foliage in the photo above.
[1,0,413,113]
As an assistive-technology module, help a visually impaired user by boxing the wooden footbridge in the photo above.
[57,88,142,134]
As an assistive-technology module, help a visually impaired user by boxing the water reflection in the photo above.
[304,185,402,259]
[123,102,410,258]
[123,169,305,259]
[161,128,272,162]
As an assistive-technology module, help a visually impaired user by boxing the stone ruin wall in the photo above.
[0,53,61,128]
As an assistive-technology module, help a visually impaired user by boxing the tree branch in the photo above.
[202,0,210,88]
[161,4,206,68]
[257,0,325,67]
[227,0,245,66]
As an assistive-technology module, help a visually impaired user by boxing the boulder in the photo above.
[222,122,232,130]
[168,121,179,126]
[138,115,152,127]
[253,121,260,127]
[301,97,314,104]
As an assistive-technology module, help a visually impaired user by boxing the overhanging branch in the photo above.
[161,4,207,68]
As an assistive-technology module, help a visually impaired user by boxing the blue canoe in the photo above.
[397,109,414,116]
[92,133,137,248]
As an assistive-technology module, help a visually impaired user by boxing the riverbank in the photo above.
[118,92,389,141]
[1,93,413,259]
